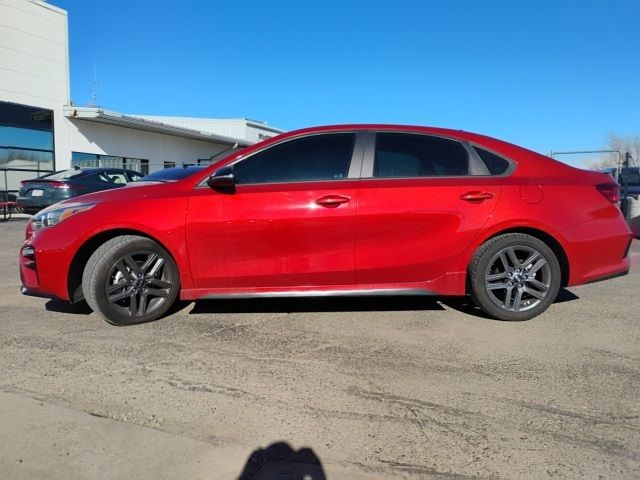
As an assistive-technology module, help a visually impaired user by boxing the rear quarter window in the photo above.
[473,146,512,175]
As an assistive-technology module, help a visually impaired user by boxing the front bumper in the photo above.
[19,226,75,302]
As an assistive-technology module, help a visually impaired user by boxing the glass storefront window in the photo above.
[1,102,55,198]
[0,147,54,166]
[0,102,54,168]
[71,152,100,167]
[0,126,53,151]
[72,152,150,175]
[124,158,149,175]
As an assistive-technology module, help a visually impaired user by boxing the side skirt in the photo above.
[197,288,435,300]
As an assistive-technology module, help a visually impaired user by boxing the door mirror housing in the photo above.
[207,166,236,191]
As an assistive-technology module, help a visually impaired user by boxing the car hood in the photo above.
[42,181,172,212]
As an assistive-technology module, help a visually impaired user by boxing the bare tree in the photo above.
[587,134,640,169]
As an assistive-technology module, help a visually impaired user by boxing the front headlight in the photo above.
[31,203,96,231]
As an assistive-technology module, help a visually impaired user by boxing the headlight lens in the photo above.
[31,203,96,231]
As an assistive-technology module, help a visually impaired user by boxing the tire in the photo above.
[469,233,561,321]
[82,235,180,325]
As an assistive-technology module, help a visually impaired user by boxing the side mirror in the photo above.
[207,166,236,192]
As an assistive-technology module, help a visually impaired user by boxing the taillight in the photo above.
[596,183,621,203]
[50,181,70,189]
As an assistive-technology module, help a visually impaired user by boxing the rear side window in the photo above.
[473,146,511,175]
[374,133,469,177]
[82,173,110,183]
[233,133,355,185]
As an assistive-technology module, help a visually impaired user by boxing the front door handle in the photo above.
[460,191,495,202]
[315,195,351,208]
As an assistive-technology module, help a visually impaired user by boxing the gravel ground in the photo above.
[1,217,639,479]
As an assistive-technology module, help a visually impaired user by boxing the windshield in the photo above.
[138,166,205,182]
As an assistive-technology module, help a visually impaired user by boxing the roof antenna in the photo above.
[88,61,98,108]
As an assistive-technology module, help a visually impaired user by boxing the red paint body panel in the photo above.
[355,177,502,285]
[185,181,358,288]
[19,124,633,304]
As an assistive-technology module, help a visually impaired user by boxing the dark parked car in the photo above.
[17,167,145,214]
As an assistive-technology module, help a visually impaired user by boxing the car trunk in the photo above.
[20,180,70,199]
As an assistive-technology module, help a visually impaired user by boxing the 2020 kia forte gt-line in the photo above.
[19,125,633,325]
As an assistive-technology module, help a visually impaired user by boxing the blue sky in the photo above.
[52,0,639,155]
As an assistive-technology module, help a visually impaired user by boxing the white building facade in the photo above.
[0,0,282,197]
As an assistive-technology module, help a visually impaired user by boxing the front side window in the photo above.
[374,133,469,178]
[233,133,355,185]
[108,172,128,184]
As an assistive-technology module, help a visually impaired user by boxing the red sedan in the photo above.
[19,125,633,325]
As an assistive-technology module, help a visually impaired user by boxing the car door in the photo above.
[186,132,363,290]
[355,131,502,285]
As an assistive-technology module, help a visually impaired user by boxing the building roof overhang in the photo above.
[63,106,252,146]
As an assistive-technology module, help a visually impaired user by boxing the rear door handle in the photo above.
[315,195,351,208]
[460,191,495,202]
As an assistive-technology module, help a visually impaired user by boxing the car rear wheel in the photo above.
[82,235,180,325]
[469,233,561,321]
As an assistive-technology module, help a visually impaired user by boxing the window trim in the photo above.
[360,131,492,180]
[199,131,365,188]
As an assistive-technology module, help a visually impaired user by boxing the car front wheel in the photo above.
[82,235,180,325]
[469,233,561,321]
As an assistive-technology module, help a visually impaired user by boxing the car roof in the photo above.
[242,123,525,154]
[70,167,141,174]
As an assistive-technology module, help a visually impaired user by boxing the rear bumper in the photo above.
[16,196,55,210]
[584,268,629,285]
[562,216,633,287]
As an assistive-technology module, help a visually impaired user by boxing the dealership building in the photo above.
[0,0,283,197]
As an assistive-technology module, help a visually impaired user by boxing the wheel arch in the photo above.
[67,228,180,303]
[469,226,570,289]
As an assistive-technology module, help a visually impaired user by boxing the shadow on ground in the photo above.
[237,442,326,480]
[189,289,579,319]
[45,299,93,315]
[190,295,447,315]
[43,289,579,321]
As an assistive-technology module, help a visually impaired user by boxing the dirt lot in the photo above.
[1,217,639,479]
